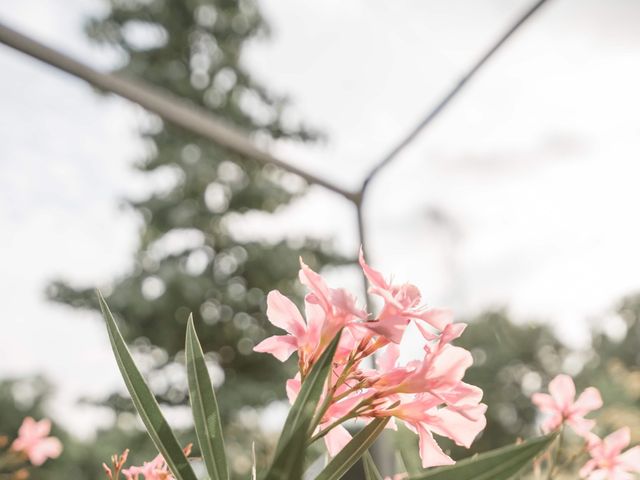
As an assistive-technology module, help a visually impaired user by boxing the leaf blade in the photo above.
[186,315,229,480]
[408,433,557,480]
[315,418,390,480]
[98,291,197,480]
[275,332,342,454]
[263,332,342,480]
[363,451,384,480]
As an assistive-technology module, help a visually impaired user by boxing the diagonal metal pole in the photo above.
[361,0,551,191]
[0,21,358,203]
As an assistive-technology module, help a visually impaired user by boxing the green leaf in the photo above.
[280,332,342,446]
[263,332,342,480]
[315,418,390,480]
[408,433,557,480]
[97,291,197,480]
[185,315,229,480]
[363,452,384,480]
[395,423,422,476]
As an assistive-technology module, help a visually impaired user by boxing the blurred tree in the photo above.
[579,293,640,440]
[46,0,342,476]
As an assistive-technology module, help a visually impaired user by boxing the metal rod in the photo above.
[362,0,551,188]
[0,21,359,203]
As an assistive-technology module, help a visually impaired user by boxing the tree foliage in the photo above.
[48,0,342,424]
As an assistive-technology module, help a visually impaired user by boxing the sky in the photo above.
[1,0,640,436]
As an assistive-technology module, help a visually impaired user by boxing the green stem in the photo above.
[556,443,588,472]
[308,412,358,444]
[546,427,564,480]
[309,355,360,434]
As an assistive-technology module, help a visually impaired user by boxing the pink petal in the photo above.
[431,407,487,448]
[603,428,631,456]
[299,259,331,312]
[531,393,557,413]
[359,248,389,291]
[438,322,466,345]
[415,308,454,331]
[443,382,484,407]
[266,291,306,339]
[568,417,596,436]
[376,344,401,372]
[324,424,352,457]
[326,392,370,419]
[584,432,602,451]
[416,424,455,468]
[540,413,564,434]
[446,401,488,423]
[548,375,576,411]
[364,315,407,343]
[27,437,63,466]
[415,321,439,341]
[304,299,324,348]
[619,446,640,471]
[428,345,473,388]
[571,387,603,416]
[286,376,301,403]
[330,288,367,319]
[579,459,598,478]
[253,335,298,362]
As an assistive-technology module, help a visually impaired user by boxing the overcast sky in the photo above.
[1,0,640,436]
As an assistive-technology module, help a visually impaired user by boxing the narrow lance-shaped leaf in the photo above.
[315,417,390,480]
[396,423,422,476]
[275,331,342,455]
[97,291,197,480]
[363,451,384,480]
[408,433,557,480]
[185,315,229,480]
[263,332,342,480]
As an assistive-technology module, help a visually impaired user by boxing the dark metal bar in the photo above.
[362,0,551,188]
[0,21,359,203]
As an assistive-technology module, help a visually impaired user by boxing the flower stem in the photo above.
[546,427,564,480]
[308,412,358,444]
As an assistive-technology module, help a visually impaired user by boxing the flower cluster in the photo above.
[254,252,486,468]
[532,374,640,479]
[0,417,62,479]
[102,445,192,480]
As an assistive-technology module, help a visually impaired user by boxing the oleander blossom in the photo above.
[122,454,173,480]
[104,445,191,480]
[254,253,486,468]
[531,374,602,435]
[580,427,640,480]
[11,417,62,466]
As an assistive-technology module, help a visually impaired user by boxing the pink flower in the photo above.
[119,445,191,480]
[254,251,485,466]
[580,427,640,480]
[532,374,602,435]
[380,395,486,468]
[122,454,173,480]
[254,260,366,375]
[359,251,452,343]
[371,325,473,398]
[11,417,62,466]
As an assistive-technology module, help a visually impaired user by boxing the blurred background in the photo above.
[1,0,640,477]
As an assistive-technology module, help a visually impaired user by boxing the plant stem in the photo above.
[308,412,358,444]
[546,427,564,480]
